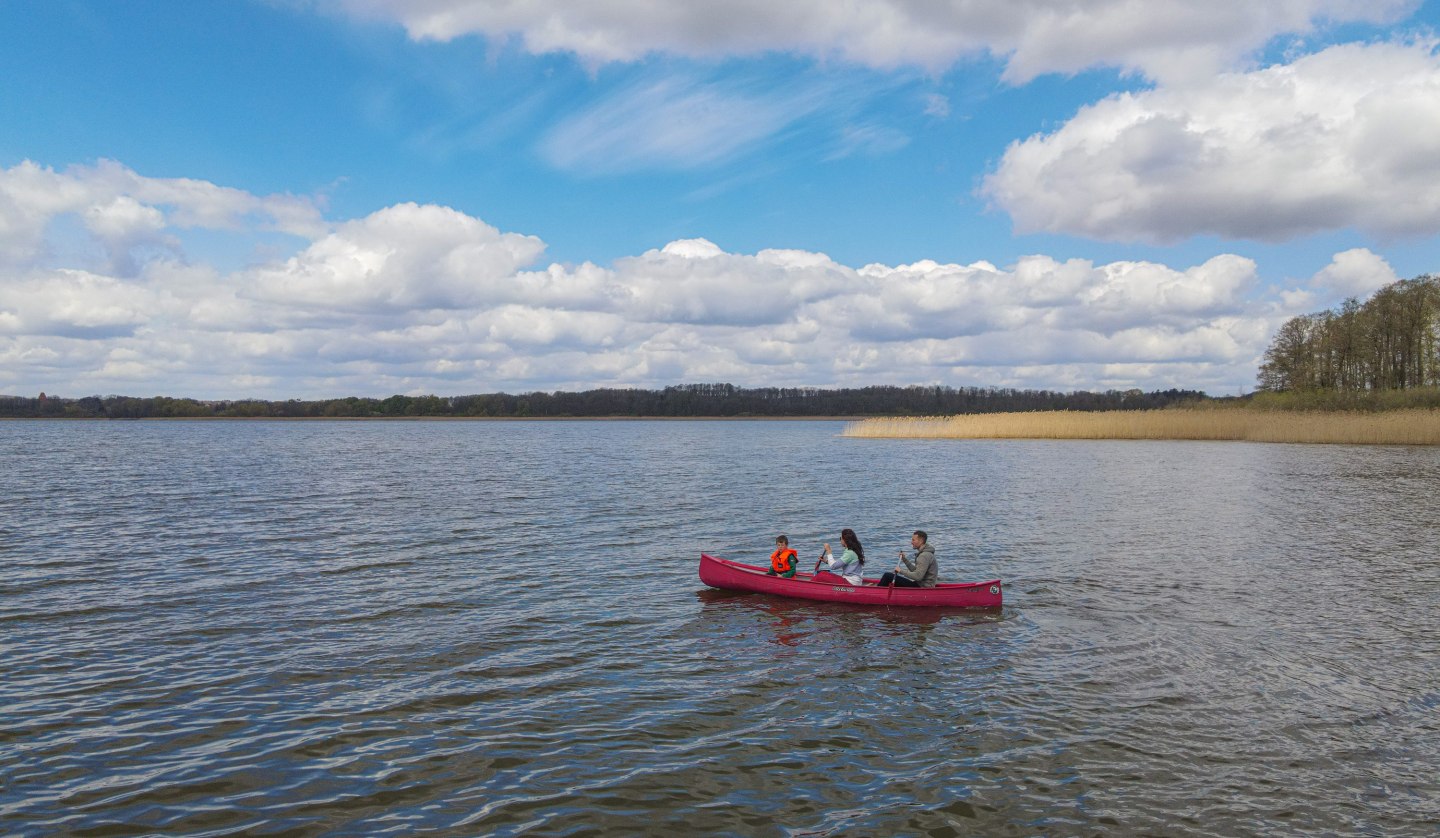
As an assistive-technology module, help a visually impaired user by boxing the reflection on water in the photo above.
[695,588,1004,638]
[2,421,1437,835]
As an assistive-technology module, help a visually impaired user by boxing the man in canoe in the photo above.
[880,530,937,588]
[765,535,798,577]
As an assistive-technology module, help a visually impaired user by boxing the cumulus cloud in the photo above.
[242,203,545,314]
[0,159,327,270]
[0,270,153,338]
[603,238,853,325]
[995,0,1414,84]
[1310,248,1400,299]
[817,254,1261,361]
[0,160,1306,397]
[331,0,1415,82]
[984,40,1440,242]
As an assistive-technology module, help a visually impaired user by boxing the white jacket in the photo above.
[821,547,864,585]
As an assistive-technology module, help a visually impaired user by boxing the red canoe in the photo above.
[698,553,1002,608]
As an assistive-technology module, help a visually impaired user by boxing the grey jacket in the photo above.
[896,542,938,587]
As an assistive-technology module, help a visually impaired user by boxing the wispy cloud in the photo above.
[538,73,832,173]
[824,123,910,161]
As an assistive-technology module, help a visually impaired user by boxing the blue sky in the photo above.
[3,0,1439,398]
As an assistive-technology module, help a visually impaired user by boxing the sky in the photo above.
[3,0,1440,399]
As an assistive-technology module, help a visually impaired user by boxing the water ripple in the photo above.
[2,423,1437,834]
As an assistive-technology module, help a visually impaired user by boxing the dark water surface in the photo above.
[2,420,1437,836]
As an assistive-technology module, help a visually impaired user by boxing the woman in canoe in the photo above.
[818,528,865,585]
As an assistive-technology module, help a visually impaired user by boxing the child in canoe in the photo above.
[766,535,798,577]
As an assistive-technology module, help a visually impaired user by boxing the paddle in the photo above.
[814,549,872,587]
[814,549,848,582]
[814,543,833,576]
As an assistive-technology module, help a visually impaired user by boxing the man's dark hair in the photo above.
[913,530,928,543]
[775,534,788,545]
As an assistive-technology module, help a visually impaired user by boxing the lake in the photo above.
[2,420,1437,835]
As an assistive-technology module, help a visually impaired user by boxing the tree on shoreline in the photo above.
[1258,275,1440,393]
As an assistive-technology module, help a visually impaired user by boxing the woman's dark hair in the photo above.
[840,528,864,564]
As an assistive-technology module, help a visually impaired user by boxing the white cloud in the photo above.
[603,238,853,325]
[996,0,1415,84]
[242,202,545,314]
[0,159,327,270]
[331,0,1416,82]
[471,306,633,350]
[82,196,167,244]
[1310,247,1400,299]
[984,40,1440,242]
[1,162,1310,397]
[0,269,152,338]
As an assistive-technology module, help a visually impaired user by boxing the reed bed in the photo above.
[843,408,1440,445]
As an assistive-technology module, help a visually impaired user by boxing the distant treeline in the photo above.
[1259,274,1439,393]
[0,384,1207,419]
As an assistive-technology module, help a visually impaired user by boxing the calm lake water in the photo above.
[2,420,1437,836]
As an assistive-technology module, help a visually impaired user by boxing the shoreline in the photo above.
[842,408,1440,446]
[8,406,1440,443]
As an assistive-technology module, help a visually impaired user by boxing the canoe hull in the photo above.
[698,553,1001,608]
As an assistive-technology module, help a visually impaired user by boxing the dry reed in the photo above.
[843,408,1440,445]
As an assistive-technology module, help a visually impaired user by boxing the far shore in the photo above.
[9,408,1440,444]
[843,408,1440,446]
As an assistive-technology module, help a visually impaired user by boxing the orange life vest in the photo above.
[769,547,797,575]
